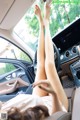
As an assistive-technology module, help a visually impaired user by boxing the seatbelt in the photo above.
[72,87,80,120]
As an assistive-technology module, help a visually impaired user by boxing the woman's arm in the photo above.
[33,80,67,113]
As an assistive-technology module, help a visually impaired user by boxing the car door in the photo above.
[0,37,35,100]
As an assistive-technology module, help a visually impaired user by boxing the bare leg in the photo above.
[32,5,48,96]
[44,3,68,111]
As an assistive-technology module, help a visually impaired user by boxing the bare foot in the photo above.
[34,5,43,22]
[44,3,51,21]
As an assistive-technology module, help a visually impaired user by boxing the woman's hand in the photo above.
[33,80,56,95]
[33,80,66,113]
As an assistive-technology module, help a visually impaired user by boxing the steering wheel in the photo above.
[33,42,60,71]
[53,42,60,71]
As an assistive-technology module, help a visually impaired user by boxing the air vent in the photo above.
[65,50,70,57]
[72,46,77,53]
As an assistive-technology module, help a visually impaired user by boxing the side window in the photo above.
[0,63,17,81]
[0,63,16,75]
[0,37,31,62]
[0,62,26,82]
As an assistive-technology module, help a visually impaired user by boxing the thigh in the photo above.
[32,65,48,96]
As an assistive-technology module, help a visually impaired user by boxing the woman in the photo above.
[1,3,68,120]
[32,3,68,112]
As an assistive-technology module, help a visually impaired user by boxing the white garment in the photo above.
[1,94,52,115]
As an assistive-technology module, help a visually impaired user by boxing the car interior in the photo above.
[0,0,80,120]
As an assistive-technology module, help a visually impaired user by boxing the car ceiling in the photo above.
[0,0,36,30]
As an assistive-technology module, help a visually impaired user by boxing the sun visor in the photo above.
[0,0,14,23]
[0,0,35,30]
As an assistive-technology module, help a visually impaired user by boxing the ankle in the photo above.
[36,13,42,22]
[44,19,50,27]
[39,17,44,26]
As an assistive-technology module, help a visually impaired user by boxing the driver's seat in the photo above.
[46,87,80,120]
[45,111,71,120]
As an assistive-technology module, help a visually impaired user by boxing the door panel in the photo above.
[0,59,32,83]
[0,37,35,101]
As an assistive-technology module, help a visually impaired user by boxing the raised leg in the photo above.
[44,3,68,111]
[32,5,48,96]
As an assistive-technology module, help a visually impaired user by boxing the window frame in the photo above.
[0,36,33,63]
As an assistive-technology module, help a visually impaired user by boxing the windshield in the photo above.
[14,0,80,52]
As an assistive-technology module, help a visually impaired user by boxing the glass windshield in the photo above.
[14,0,80,52]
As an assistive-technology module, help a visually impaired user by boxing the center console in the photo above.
[70,60,80,86]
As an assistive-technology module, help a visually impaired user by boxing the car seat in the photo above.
[45,111,71,120]
[45,87,80,120]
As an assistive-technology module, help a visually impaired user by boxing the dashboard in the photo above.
[52,18,80,64]
[60,45,79,64]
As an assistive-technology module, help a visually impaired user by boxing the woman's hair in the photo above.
[8,105,49,120]
[8,107,21,120]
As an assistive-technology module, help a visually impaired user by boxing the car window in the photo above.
[0,37,32,62]
[0,62,27,82]
[14,0,80,52]
[0,63,16,76]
